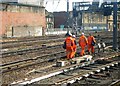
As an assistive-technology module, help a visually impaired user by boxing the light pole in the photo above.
[67,0,69,30]
[113,0,118,50]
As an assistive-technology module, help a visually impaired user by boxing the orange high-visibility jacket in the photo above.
[65,36,74,51]
[79,35,88,46]
[72,38,77,50]
[88,36,96,45]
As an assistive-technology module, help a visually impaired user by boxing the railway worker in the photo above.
[87,33,96,54]
[79,33,88,56]
[71,34,77,58]
[64,31,75,59]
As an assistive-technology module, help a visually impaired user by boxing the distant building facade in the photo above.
[18,0,44,6]
[72,1,107,31]
[53,12,68,28]
[53,11,107,31]
[0,2,46,37]
[45,10,54,29]
[107,14,120,31]
[0,0,44,6]
[80,12,107,30]
[53,11,73,28]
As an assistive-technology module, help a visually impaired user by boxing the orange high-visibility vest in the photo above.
[88,36,96,45]
[65,36,74,51]
[72,38,77,50]
[79,35,88,46]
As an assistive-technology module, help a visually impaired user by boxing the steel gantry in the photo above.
[72,1,120,51]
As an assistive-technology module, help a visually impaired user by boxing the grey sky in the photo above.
[44,0,93,12]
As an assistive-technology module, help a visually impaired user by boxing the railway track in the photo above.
[1,35,64,43]
[2,31,119,50]
[1,51,66,73]
[11,52,120,85]
[2,42,112,73]
[32,53,120,85]
[2,45,115,84]
[2,38,64,50]
[1,39,113,65]
[2,44,63,57]
[1,31,120,85]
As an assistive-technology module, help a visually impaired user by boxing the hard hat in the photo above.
[72,35,76,38]
[81,33,84,35]
[68,31,72,36]
[65,31,72,36]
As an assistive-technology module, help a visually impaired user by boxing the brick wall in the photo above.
[19,0,44,6]
[0,11,46,36]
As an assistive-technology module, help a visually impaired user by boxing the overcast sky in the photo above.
[44,0,93,12]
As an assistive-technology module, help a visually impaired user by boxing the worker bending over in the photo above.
[79,33,88,56]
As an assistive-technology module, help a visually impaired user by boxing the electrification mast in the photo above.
[67,0,69,28]
[113,0,118,50]
[67,0,69,13]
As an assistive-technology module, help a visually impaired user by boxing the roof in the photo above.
[0,2,45,8]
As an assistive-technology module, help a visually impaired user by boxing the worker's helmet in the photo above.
[65,31,72,36]
[72,35,76,38]
[81,33,84,35]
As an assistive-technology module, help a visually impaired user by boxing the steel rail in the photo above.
[109,79,120,86]
[2,38,64,49]
[12,53,120,85]
[54,61,120,85]
[2,39,113,57]
[2,44,62,57]
[2,35,65,44]
[1,44,115,72]
[1,51,66,73]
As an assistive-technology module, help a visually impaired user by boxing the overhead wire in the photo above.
[44,0,54,12]
[54,0,61,11]
[45,0,68,12]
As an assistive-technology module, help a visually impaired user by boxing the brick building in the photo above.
[0,2,46,37]
[0,0,44,6]
[45,10,54,29]
[53,12,68,28]
[53,11,73,28]
[18,0,44,6]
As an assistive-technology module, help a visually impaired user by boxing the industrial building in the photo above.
[0,2,46,37]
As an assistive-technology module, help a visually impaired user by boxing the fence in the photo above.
[45,28,72,35]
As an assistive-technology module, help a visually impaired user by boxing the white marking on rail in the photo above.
[69,68,74,70]
[68,79,75,84]
[61,83,67,86]
[77,77,83,80]
[83,74,89,77]
[63,69,68,72]
[107,66,110,68]
[96,69,101,72]
[111,64,114,66]
[115,62,118,65]
[89,72,94,75]
[11,70,63,85]
[101,67,105,70]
